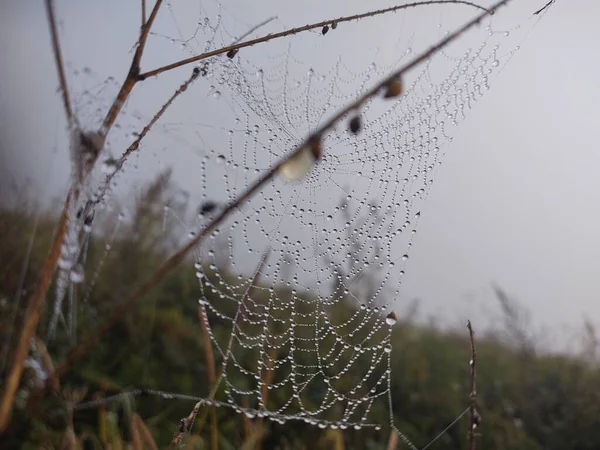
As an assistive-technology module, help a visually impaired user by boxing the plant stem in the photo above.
[0,195,70,431]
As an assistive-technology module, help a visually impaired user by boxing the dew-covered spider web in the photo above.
[37,0,554,446]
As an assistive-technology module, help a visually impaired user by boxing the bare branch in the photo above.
[51,0,507,383]
[141,0,146,27]
[0,195,71,431]
[467,320,479,450]
[99,0,163,140]
[139,0,491,79]
[44,0,74,125]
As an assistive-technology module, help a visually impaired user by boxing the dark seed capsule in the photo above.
[193,67,200,76]
[227,48,238,59]
[310,139,322,160]
[76,207,83,219]
[331,21,337,30]
[349,116,361,134]
[322,25,329,35]
[199,201,217,215]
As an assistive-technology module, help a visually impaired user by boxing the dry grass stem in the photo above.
[44,0,73,125]
[198,306,218,450]
[0,197,70,431]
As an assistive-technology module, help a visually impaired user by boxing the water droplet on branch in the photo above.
[279,140,322,181]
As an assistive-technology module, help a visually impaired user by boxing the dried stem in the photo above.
[198,306,218,450]
[51,0,506,385]
[169,400,204,449]
[387,430,399,450]
[0,195,70,432]
[99,0,163,140]
[133,413,159,450]
[139,0,490,79]
[141,0,146,27]
[467,320,478,450]
[44,0,73,125]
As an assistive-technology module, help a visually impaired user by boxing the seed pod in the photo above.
[227,48,239,59]
[384,78,404,99]
[349,116,361,134]
[322,25,329,35]
[331,21,338,30]
[199,201,217,215]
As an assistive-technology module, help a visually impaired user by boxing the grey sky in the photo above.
[1,0,598,342]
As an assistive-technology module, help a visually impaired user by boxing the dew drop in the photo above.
[101,158,118,175]
[70,265,85,284]
[386,311,397,326]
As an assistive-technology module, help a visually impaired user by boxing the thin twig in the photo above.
[51,0,506,384]
[99,0,163,140]
[141,0,146,27]
[234,16,278,45]
[0,195,70,431]
[139,0,490,79]
[44,0,74,125]
[467,320,478,450]
[533,0,555,15]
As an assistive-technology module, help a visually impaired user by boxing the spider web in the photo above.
[39,0,552,445]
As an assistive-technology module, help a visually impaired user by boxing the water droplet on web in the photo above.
[102,158,118,175]
[70,265,85,284]
[212,90,222,99]
[58,258,73,270]
[216,154,226,164]
[386,312,397,326]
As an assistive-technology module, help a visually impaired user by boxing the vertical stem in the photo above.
[467,320,478,450]
[0,195,70,432]
[44,0,73,125]
[198,306,218,450]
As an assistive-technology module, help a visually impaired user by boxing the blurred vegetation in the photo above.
[1,176,599,450]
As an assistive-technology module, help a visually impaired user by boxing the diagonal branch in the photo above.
[99,0,163,140]
[44,0,74,125]
[51,0,508,383]
[139,0,490,80]
[141,0,146,27]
